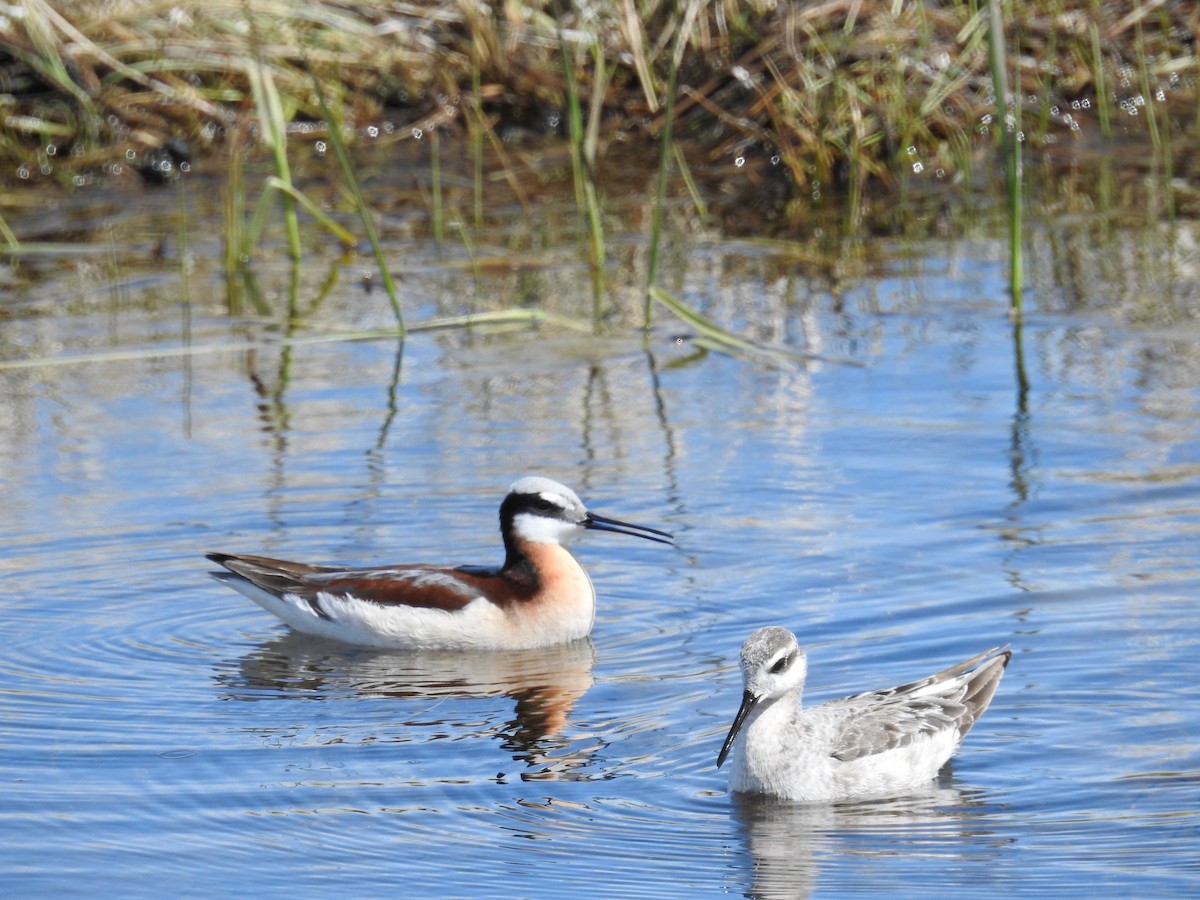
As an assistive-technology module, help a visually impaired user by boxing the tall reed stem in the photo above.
[645,30,682,328]
[987,0,1022,316]
[309,71,405,331]
[430,127,444,244]
[554,5,606,317]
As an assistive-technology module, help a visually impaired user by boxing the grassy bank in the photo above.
[2,0,1197,194]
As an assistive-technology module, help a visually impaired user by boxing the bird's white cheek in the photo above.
[511,513,584,545]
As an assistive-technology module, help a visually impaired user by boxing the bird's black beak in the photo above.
[584,512,674,545]
[717,689,758,768]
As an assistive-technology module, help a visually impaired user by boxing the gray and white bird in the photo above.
[718,626,1010,802]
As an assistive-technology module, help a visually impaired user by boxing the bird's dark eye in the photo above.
[770,653,791,674]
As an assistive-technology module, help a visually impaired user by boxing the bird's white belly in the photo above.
[732,725,961,802]
[228,578,593,650]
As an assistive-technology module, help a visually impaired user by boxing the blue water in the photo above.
[2,167,1199,896]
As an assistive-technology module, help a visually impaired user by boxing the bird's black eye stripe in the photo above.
[770,653,792,674]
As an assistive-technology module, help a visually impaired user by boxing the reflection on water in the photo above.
[730,779,1009,899]
[217,633,596,776]
[2,156,1200,895]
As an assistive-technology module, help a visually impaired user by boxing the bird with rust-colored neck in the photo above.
[718,627,1010,802]
[207,476,672,650]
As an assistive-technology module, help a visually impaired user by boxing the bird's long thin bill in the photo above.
[585,512,674,545]
[717,689,758,768]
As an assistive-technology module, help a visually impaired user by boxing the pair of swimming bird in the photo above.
[208,476,1010,803]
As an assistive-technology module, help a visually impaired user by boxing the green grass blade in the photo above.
[263,176,357,246]
[0,212,19,249]
[649,286,857,368]
[246,62,303,261]
[0,311,593,372]
[309,70,405,332]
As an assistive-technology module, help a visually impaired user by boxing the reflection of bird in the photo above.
[218,631,597,759]
[207,476,673,650]
[718,627,1010,802]
[730,785,997,899]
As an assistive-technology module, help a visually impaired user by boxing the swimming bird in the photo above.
[207,476,672,651]
[717,627,1011,802]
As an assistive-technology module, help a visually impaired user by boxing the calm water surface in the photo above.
[2,156,1199,896]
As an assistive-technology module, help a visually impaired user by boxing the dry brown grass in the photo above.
[2,0,1197,192]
